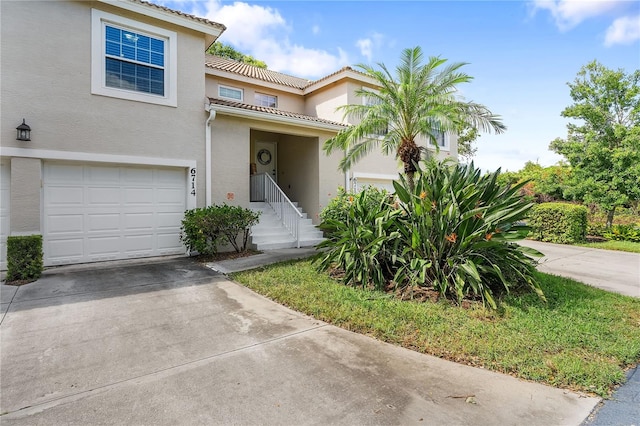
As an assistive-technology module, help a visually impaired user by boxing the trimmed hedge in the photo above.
[6,235,43,283]
[529,203,587,244]
[180,204,260,255]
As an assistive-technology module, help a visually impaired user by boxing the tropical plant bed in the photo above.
[232,259,640,398]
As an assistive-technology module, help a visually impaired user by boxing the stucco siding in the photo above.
[1,1,208,202]
[210,116,251,206]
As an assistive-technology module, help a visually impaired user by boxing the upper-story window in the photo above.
[219,85,243,101]
[255,93,277,108]
[434,131,449,149]
[92,10,177,107]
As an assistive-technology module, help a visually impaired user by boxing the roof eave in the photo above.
[205,68,304,95]
[99,0,225,42]
[304,69,380,95]
[208,103,344,132]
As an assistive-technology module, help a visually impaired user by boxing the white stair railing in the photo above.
[252,173,303,248]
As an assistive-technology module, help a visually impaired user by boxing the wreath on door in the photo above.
[257,148,272,165]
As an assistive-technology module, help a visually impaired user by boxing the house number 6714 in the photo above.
[190,168,196,196]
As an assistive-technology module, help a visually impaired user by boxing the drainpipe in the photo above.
[205,103,216,206]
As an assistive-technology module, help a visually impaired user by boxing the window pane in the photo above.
[220,86,242,100]
[102,23,166,97]
[105,26,120,42]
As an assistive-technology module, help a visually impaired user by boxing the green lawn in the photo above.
[232,260,640,398]
[578,240,640,253]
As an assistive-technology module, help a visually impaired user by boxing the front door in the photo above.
[254,141,277,182]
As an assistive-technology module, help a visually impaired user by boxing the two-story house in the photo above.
[0,0,457,268]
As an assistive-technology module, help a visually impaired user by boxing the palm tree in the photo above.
[324,46,506,190]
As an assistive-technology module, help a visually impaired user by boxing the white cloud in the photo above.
[356,38,373,61]
[355,32,385,62]
[605,14,640,46]
[195,0,349,78]
[531,0,626,31]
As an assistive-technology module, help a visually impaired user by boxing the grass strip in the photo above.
[232,260,640,398]
[577,240,640,253]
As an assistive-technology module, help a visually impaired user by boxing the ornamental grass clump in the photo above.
[316,160,545,309]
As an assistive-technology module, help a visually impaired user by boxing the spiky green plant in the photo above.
[392,160,545,308]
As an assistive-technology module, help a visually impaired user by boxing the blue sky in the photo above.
[163,0,639,172]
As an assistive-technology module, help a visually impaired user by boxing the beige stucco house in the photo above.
[0,0,457,268]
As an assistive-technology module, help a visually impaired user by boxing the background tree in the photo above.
[323,46,506,190]
[550,61,640,227]
[207,42,267,68]
[456,124,479,161]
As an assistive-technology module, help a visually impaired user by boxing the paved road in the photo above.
[520,240,640,298]
[0,257,597,425]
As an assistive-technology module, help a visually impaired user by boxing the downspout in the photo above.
[205,103,216,206]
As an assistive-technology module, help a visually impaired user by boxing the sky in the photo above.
[162,0,640,172]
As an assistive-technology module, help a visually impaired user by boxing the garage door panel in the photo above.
[124,213,154,230]
[88,166,120,183]
[124,168,154,183]
[48,214,84,234]
[47,239,84,260]
[47,186,84,205]
[87,236,121,257]
[157,187,184,204]
[157,212,182,228]
[88,187,121,204]
[123,188,154,204]
[45,164,83,182]
[157,234,182,251]
[87,214,120,232]
[44,163,187,266]
[156,168,184,183]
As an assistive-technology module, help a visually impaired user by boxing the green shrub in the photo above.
[319,186,390,235]
[181,205,260,255]
[316,189,400,291]
[529,203,587,244]
[6,235,43,283]
[315,160,545,309]
[603,224,640,242]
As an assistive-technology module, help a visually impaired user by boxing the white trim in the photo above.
[255,92,278,108]
[204,105,216,206]
[210,104,344,132]
[218,84,244,102]
[0,147,195,168]
[96,0,224,39]
[1,147,197,212]
[91,9,178,107]
[352,172,398,180]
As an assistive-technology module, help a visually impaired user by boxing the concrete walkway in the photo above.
[519,240,640,298]
[1,255,598,425]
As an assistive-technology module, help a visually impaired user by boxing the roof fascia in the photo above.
[205,68,304,95]
[97,0,225,42]
[209,103,344,132]
[304,70,379,95]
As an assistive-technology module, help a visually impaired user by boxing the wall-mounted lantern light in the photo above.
[16,119,31,141]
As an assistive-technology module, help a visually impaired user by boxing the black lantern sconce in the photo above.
[16,118,31,141]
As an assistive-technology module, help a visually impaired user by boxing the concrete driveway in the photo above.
[1,257,597,425]
[520,240,640,298]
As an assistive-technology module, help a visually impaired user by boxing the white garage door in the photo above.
[44,163,186,266]
[0,160,9,270]
[354,177,395,193]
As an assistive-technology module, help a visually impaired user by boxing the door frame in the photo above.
[253,141,277,182]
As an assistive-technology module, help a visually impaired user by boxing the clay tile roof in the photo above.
[205,55,312,89]
[130,0,226,31]
[209,97,345,127]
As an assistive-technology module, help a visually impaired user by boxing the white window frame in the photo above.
[255,92,277,108]
[433,131,449,150]
[91,9,178,107]
[219,85,244,102]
